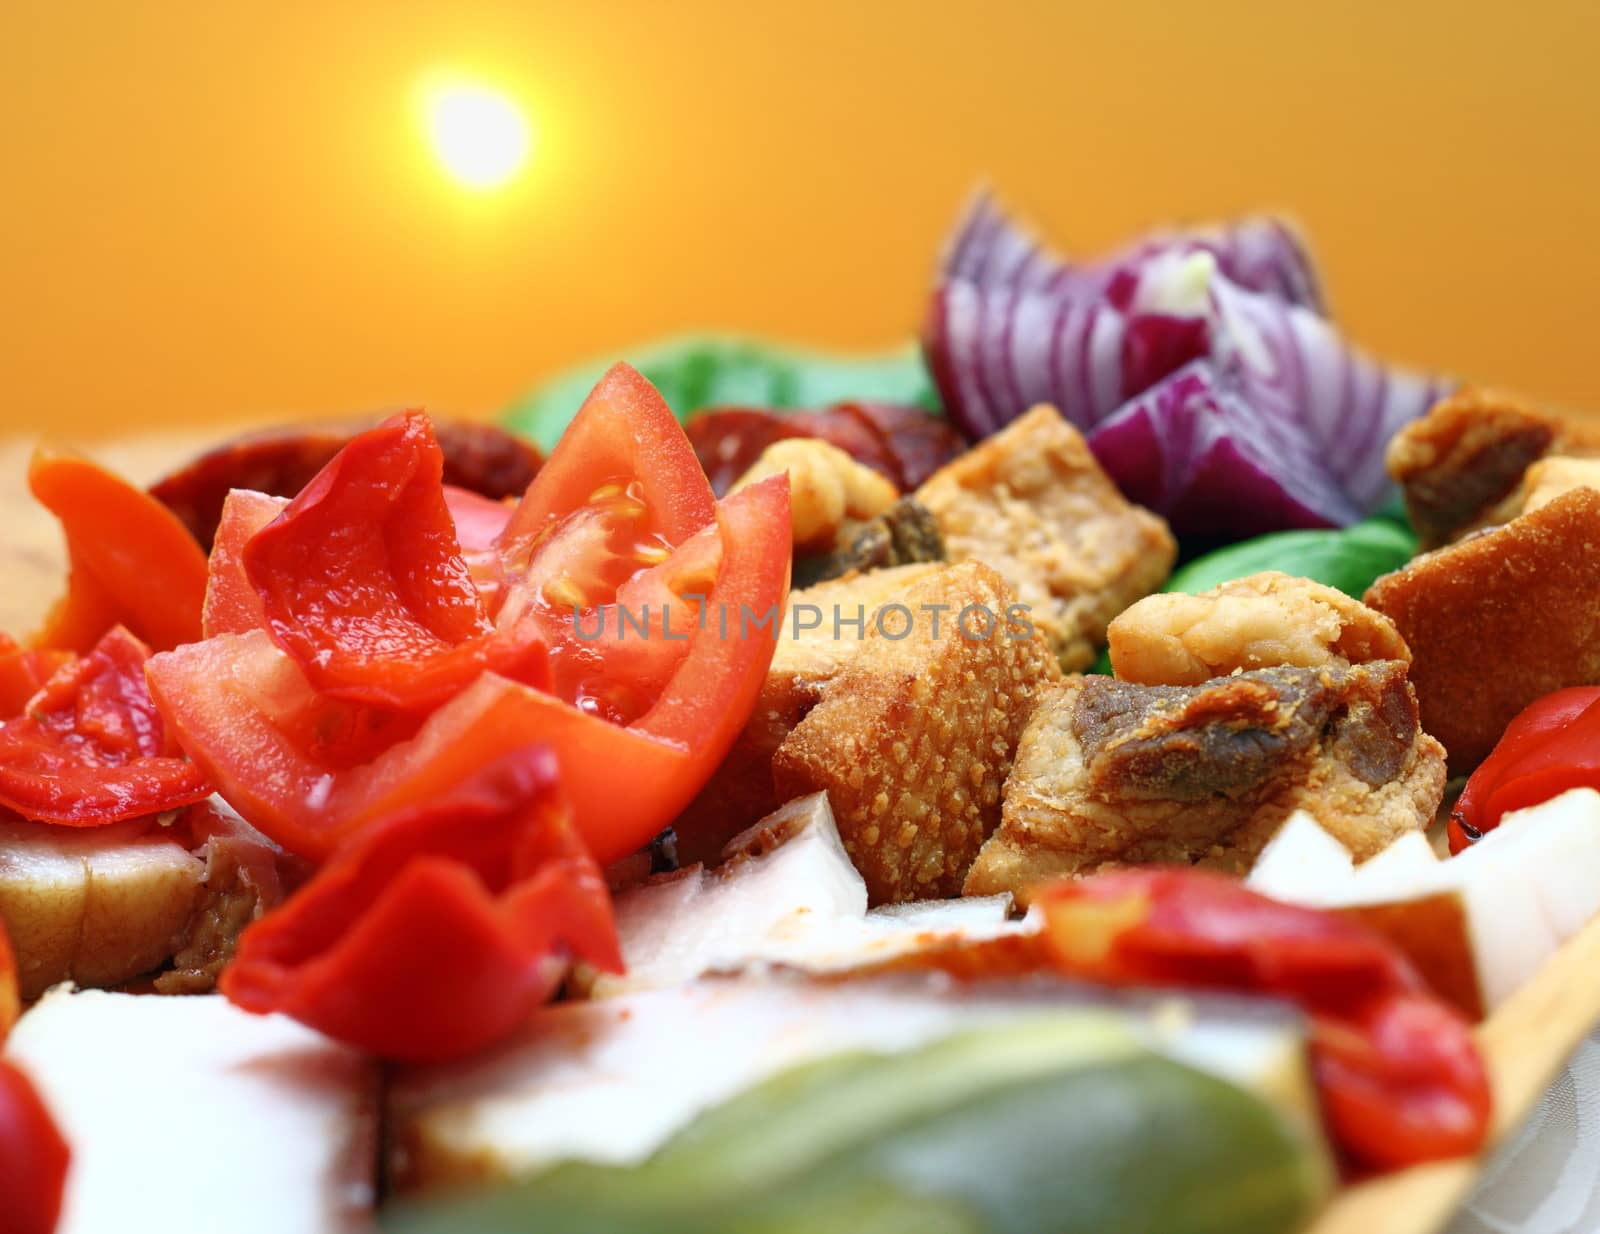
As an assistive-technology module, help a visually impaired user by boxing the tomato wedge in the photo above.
[203,489,290,638]
[221,746,618,1063]
[147,364,790,865]
[445,485,515,608]
[146,631,692,862]
[0,626,210,825]
[501,362,714,556]
[29,450,208,653]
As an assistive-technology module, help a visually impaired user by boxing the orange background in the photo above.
[3,1,1599,441]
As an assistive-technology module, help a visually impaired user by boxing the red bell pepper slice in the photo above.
[0,922,70,1234]
[0,635,72,719]
[0,626,210,825]
[1035,868,1490,1173]
[1450,686,1600,852]
[28,450,208,653]
[220,746,619,1063]
[242,413,526,711]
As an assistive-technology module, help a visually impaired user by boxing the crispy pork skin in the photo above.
[965,664,1445,904]
[1366,487,1600,772]
[1384,387,1600,548]
[915,405,1176,670]
[772,562,1061,903]
[1108,571,1410,686]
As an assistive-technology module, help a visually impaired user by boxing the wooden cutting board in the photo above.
[4,426,1600,1234]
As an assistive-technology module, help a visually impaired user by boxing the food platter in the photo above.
[5,420,1600,1234]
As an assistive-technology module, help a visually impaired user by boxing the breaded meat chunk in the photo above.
[1385,388,1600,548]
[1518,456,1600,516]
[1107,571,1410,686]
[671,563,944,864]
[914,404,1176,671]
[964,663,1446,904]
[1365,487,1600,773]
[771,562,1061,903]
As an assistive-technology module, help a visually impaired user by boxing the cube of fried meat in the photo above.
[671,563,945,865]
[1518,456,1600,516]
[915,404,1176,670]
[1365,487,1600,772]
[1385,387,1600,549]
[771,561,1062,903]
[964,663,1446,904]
[1107,571,1410,686]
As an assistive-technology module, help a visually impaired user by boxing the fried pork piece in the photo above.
[671,563,944,865]
[1107,571,1410,686]
[1365,487,1600,773]
[963,664,1446,904]
[914,404,1176,671]
[731,436,899,552]
[153,805,291,995]
[794,496,945,588]
[1385,387,1600,549]
[0,818,203,999]
[771,561,1062,903]
[1518,456,1600,515]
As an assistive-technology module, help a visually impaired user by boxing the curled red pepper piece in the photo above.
[0,635,72,719]
[29,450,208,653]
[1035,868,1490,1173]
[242,413,534,710]
[0,923,70,1234]
[220,746,620,1063]
[1450,686,1600,853]
[0,626,210,825]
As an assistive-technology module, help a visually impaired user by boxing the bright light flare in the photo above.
[421,79,531,191]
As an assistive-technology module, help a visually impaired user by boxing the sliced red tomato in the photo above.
[1034,869,1490,1173]
[28,450,208,653]
[146,631,692,862]
[1450,686,1600,852]
[0,1059,70,1234]
[149,365,790,865]
[0,626,210,825]
[0,635,72,720]
[445,484,514,609]
[500,362,715,560]
[203,489,290,638]
[221,746,618,1063]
